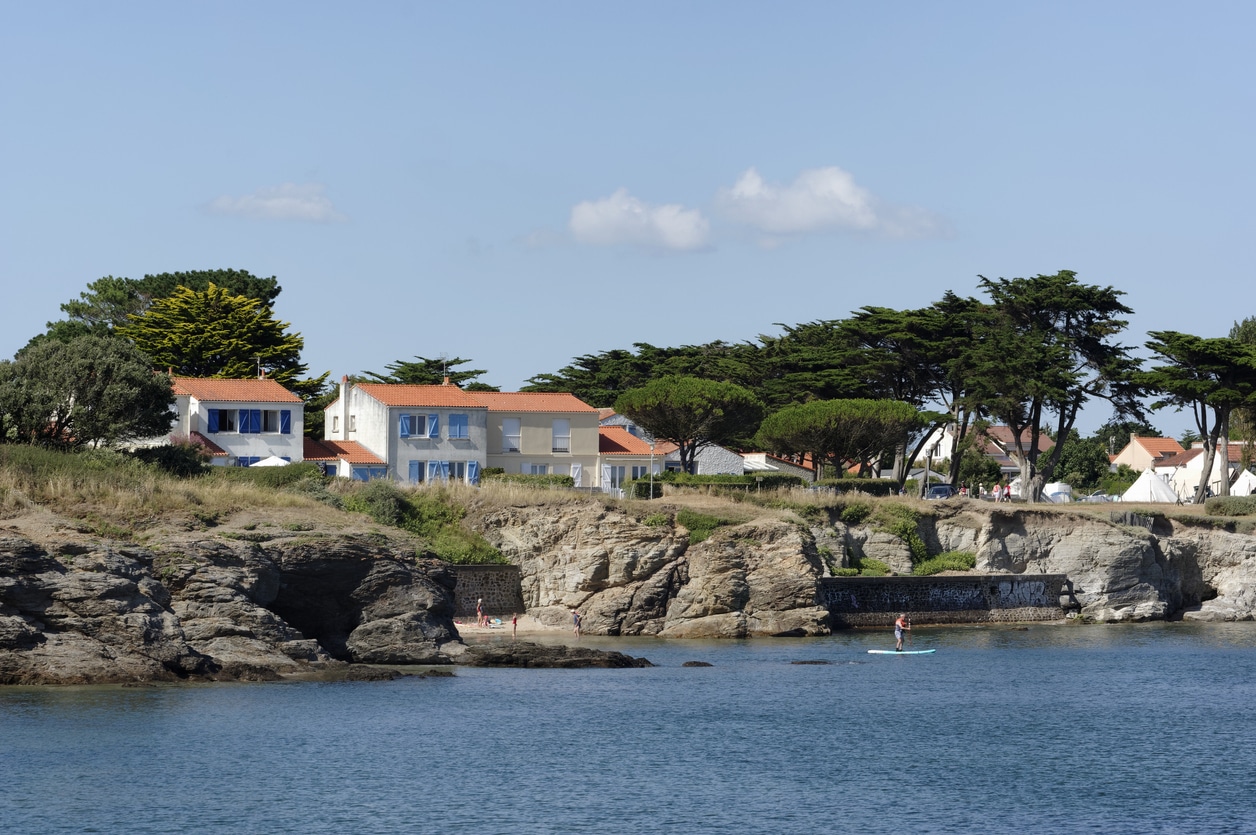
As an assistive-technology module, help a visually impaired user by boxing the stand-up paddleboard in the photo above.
[867,649,935,655]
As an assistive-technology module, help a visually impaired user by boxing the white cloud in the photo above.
[716,166,945,241]
[569,188,710,252]
[206,183,347,222]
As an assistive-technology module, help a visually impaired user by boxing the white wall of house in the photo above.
[329,384,488,483]
[1156,454,1235,501]
[190,398,304,465]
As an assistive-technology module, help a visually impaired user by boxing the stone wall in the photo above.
[453,565,526,618]
[821,574,1068,627]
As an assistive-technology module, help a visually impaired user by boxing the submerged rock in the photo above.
[459,640,652,668]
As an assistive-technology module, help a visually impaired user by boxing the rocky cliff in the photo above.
[0,511,462,685]
[464,498,1256,632]
[5,495,1256,684]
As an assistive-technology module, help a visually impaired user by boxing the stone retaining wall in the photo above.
[820,574,1068,627]
[452,565,526,618]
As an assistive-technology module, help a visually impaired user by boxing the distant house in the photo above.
[915,424,1054,479]
[324,377,488,483]
[169,377,304,467]
[597,410,744,476]
[598,425,662,494]
[472,391,600,484]
[302,438,385,480]
[1112,435,1185,472]
[741,452,812,481]
[1154,443,1254,500]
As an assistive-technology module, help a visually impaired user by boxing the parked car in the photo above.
[925,484,958,500]
[1082,491,1113,503]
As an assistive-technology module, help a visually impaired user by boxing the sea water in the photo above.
[4,623,1256,835]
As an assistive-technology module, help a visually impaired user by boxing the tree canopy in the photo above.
[0,335,174,448]
[116,283,327,399]
[754,399,925,480]
[614,376,763,474]
[1140,330,1256,501]
[362,355,497,390]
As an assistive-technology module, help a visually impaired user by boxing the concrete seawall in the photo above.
[820,574,1069,627]
[452,565,526,618]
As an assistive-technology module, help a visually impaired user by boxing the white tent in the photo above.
[250,455,290,467]
[1043,482,1072,503]
[1121,469,1179,503]
[1232,469,1256,498]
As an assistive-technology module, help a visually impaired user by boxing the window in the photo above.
[530,464,548,475]
[207,408,236,433]
[448,413,469,439]
[351,465,388,481]
[502,418,521,452]
[235,456,261,467]
[605,465,626,489]
[552,419,570,453]
[261,410,292,434]
[332,415,339,433]
[408,460,425,484]
[428,461,467,482]
[632,465,650,479]
[399,414,428,438]
[348,415,357,432]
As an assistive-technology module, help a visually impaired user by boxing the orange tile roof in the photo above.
[188,431,228,456]
[470,391,597,413]
[597,408,617,421]
[1133,437,1185,458]
[984,425,1055,453]
[304,438,385,465]
[599,426,657,455]
[354,383,485,408]
[173,377,302,404]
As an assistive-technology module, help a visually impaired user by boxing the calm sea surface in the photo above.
[5,623,1256,835]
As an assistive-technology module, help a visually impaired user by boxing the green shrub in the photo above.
[871,504,928,564]
[1205,496,1256,517]
[839,502,872,525]
[206,461,326,489]
[642,513,670,527]
[831,567,860,577]
[853,557,890,577]
[912,551,977,576]
[814,478,901,497]
[129,441,210,477]
[676,507,736,543]
[652,471,805,491]
[480,472,575,488]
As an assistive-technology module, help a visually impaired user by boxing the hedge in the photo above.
[481,472,576,488]
[1204,495,1256,517]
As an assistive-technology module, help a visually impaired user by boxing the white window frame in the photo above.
[502,417,521,453]
[552,419,570,454]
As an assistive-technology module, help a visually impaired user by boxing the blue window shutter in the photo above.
[428,414,439,438]
[468,461,480,486]
[439,461,450,481]
[207,409,219,434]
[351,466,368,482]
[428,461,440,481]
[250,409,261,434]
[409,460,420,483]
[399,414,411,438]
[280,410,291,435]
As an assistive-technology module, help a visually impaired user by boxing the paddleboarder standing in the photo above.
[894,613,911,651]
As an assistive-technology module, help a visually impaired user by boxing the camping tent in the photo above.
[250,455,290,467]
[1043,482,1072,503]
[1232,469,1256,498]
[1121,469,1179,503]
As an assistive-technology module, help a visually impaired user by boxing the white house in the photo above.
[324,378,488,483]
[171,377,304,467]
[598,409,744,476]
[1154,444,1253,501]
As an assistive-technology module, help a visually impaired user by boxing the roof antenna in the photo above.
[255,356,263,379]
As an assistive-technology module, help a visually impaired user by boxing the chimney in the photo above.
[443,376,451,386]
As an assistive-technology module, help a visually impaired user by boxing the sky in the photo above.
[3,2,1254,435]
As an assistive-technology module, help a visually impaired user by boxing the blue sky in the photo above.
[3,2,1253,434]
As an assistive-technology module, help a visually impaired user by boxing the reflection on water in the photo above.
[4,623,1256,835]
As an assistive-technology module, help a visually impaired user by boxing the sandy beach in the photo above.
[452,613,569,637]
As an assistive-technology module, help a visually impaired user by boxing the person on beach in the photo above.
[476,598,485,627]
[894,613,910,651]
[572,610,582,636]
[511,613,518,639]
